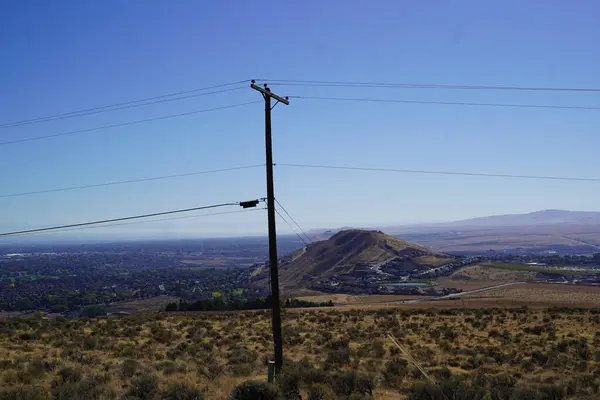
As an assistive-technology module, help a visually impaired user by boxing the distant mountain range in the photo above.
[423,210,600,228]
[307,210,600,254]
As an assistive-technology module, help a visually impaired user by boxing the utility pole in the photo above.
[250,80,289,374]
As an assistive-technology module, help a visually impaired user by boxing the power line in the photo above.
[0,201,255,237]
[0,165,264,199]
[0,87,245,129]
[0,101,261,146]
[289,95,600,111]
[276,163,600,183]
[11,208,266,236]
[259,79,600,93]
[274,199,312,244]
[274,207,309,247]
[0,80,250,129]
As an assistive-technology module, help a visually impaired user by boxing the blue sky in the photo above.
[1,0,600,240]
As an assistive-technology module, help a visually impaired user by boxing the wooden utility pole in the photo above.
[250,80,289,373]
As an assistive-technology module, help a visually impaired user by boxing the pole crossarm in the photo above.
[250,82,290,105]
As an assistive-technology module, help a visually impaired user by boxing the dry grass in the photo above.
[1,306,600,399]
[415,255,452,267]
[467,283,600,305]
[296,294,425,305]
[451,264,537,282]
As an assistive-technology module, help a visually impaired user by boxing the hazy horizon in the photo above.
[3,208,600,246]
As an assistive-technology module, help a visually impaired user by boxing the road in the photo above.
[560,236,600,251]
[381,281,525,305]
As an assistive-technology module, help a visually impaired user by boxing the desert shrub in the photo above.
[307,384,335,400]
[325,339,349,351]
[164,361,186,376]
[199,361,224,381]
[0,385,49,400]
[1,370,21,385]
[328,373,357,397]
[536,384,568,399]
[383,358,409,388]
[121,359,141,378]
[52,376,114,400]
[324,349,350,367]
[126,374,159,400]
[0,360,15,370]
[520,359,535,373]
[488,329,501,339]
[231,363,253,377]
[430,367,452,381]
[355,373,377,397]
[164,383,205,400]
[328,371,375,398]
[18,332,38,341]
[278,369,302,399]
[408,375,487,400]
[509,385,567,400]
[372,340,386,358]
[122,326,140,338]
[567,374,599,395]
[83,336,98,350]
[26,358,50,378]
[281,361,329,388]
[227,347,257,365]
[228,380,278,400]
[53,367,82,385]
[150,325,175,344]
[75,354,100,366]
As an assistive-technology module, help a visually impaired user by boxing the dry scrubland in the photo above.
[450,265,537,282]
[466,284,600,305]
[1,307,600,399]
[296,294,424,305]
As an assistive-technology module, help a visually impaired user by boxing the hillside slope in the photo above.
[251,229,451,290]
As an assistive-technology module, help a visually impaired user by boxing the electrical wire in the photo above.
[259,79,600,93]
[274,199,312,244]
[0,165,264,199]
[0,201,257,237]
[7,76,593,129]
[289,95,600,111]
[274,207,309,247]
[9,208,266,236]
[276,163,600,183]
[0,101,261,146]
[0,87,246,130]
[0,80,250,129]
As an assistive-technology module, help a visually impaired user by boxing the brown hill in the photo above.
[251,229,452,291]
